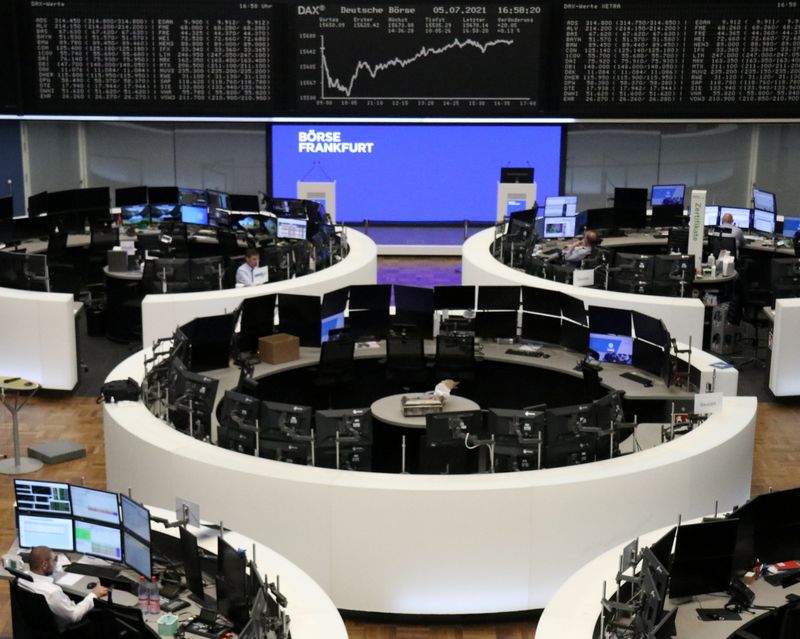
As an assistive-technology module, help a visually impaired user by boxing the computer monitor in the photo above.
[651,184,685,207]
[632,311,670,348]
[207,189,230,228]
[179,526,205,601]
[277,293,322,347]
[238,294,276,354]
[543,403,594,467]
[148,186,179,206]
[734,487,800,565]
[219,391,260,432]
[17,513,74,551]
[653,254,694,287]
[506,198,528,216]
[0,196,13,220]
[433,285,475,311]
[315,408,373,444]
[115,186,148,208]
[704,205,720,226]
[720,206,751,229]
[542,216,577,239]
[477,286,521,311]
[14,479,72,515]
[321,311,346,343]
[28,191,49,216]
[120,495,151,543]
[648,526,677,570]
[230,214,262,233]
[588,306,632,336]
[123,530,152,578]
[260,401,313,441]
[121,204,150,226]
[752,209,776,234]
[73,519,123,562]
[229,194,259,214]
[589,333,634,365]
[500,167,534,183]
[70,485,120,525]
[560,320,589,353]
[633,339,667,378]
[276,217,307,240]
[426,410,485,446]
[150,203,179,223]
[783,216,800,238]
[217,536,249,626]
[544,196,577,217]
[753,187,777,214]
[180,204,209,226]
[669,519,739,598]
[487,407,545,443]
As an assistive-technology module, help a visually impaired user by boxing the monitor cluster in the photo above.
[424,390,629,474]
[14,479,153,579]
[602,485,800,636]
[216,392,372,472]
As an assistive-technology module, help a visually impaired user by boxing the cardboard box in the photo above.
[258,333,300,364]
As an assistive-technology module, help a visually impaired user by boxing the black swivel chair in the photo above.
[313,339,356,407]
[386,329,430,391]
[434,333,476,383]
[9,571,93,639]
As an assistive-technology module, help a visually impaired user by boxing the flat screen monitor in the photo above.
[588,306,632,336]
[277,293,321,347]
[506,199,528,216]
[115,186,148,208]
[477,286,521,310]
[219,390,260,432]
[229,193,260,214]
[752,209,776,234]
[542,216,577,238]
[238,294,276,354]
[120,495,151,543]
[633,339,666,378]
[544,196,577,217]
[121,204,149,226]
[231,214,261,233]
[500,167,534,183]
[180,204,209,226]
[433,285,475,310]
[543,403,595,467]
[314,408,373,446]
[70,485,120,525]
[14,479,71,515]
[260,401,313,441]
[560,293,587,325]
[704,205,720,226]
[589,333,634,365]
[207,189,230,228]
[649,526,677,570]
[150,203,178,223]
[321,311,346,343]
[73,519,123,562]
[669,519,739,598]
[28,191,49,216]
[349,284,391,310]
[651,184,685,207]
[18,514,74,551]
[426,410,485,444]
[753,187,776,214]
[0,196,12,220]
[148,186,179,206]
[179,527,205,601]
[276,216,307,240]
[217,536,248,624]
[560,320,589,353]
[123,530,152,578]
[783,216,800,239]
[632,311,669,347]
[521,287,563,316]
[720,206,751,230]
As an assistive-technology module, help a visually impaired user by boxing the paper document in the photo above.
[55,573,83,587]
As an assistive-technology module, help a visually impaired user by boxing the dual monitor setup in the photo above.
[603,485,800,638]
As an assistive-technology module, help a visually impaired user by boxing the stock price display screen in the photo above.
[292,3,549,115]
[561,1,800,117]
[19,0,276,116]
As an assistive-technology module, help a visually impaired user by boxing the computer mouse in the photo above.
[86,581,97,589]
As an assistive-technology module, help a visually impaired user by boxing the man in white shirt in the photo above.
[236,248,260,286]
[20,545,107,630]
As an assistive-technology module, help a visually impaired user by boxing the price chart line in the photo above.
[319,34,529,101]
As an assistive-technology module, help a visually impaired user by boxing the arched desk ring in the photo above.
[370,393,481,473]
[0,376,42,474]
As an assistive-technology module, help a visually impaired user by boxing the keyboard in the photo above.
[506,348,549,359]
[65,562,120,579]
[620,372,654,387]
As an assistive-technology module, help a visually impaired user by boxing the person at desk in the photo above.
[236,248,260,286]
[20,546,108,629]
[563,230,599,264]
[719,212,745,249]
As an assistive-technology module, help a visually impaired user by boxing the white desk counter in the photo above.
[105,347,754,616]
[0,286,79,390]
[463,228,706,347]
[141,230,377,346]
[768,298,800,397]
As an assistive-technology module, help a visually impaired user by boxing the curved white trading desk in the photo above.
[0,286,80,390]
[148,506,347,638]
[104,346,755,616]
[769,298,800,397]
[462,227,706,348]
[141,229,377,346]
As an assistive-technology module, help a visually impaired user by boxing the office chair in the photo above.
[313,339,356,407]
[386,329,430,391]
[46,229,69,260]
[707,233,737,260]
[9,576,92,639]
[217,230,243,258]
[434,333,476,383]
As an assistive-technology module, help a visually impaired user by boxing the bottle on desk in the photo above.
[149,575,160,614]
[137,575,148,610]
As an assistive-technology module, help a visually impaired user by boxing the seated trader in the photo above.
[564,230,599,265]
[21,546,108,629]
[719,212,745,249]
[236,248,260,286]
